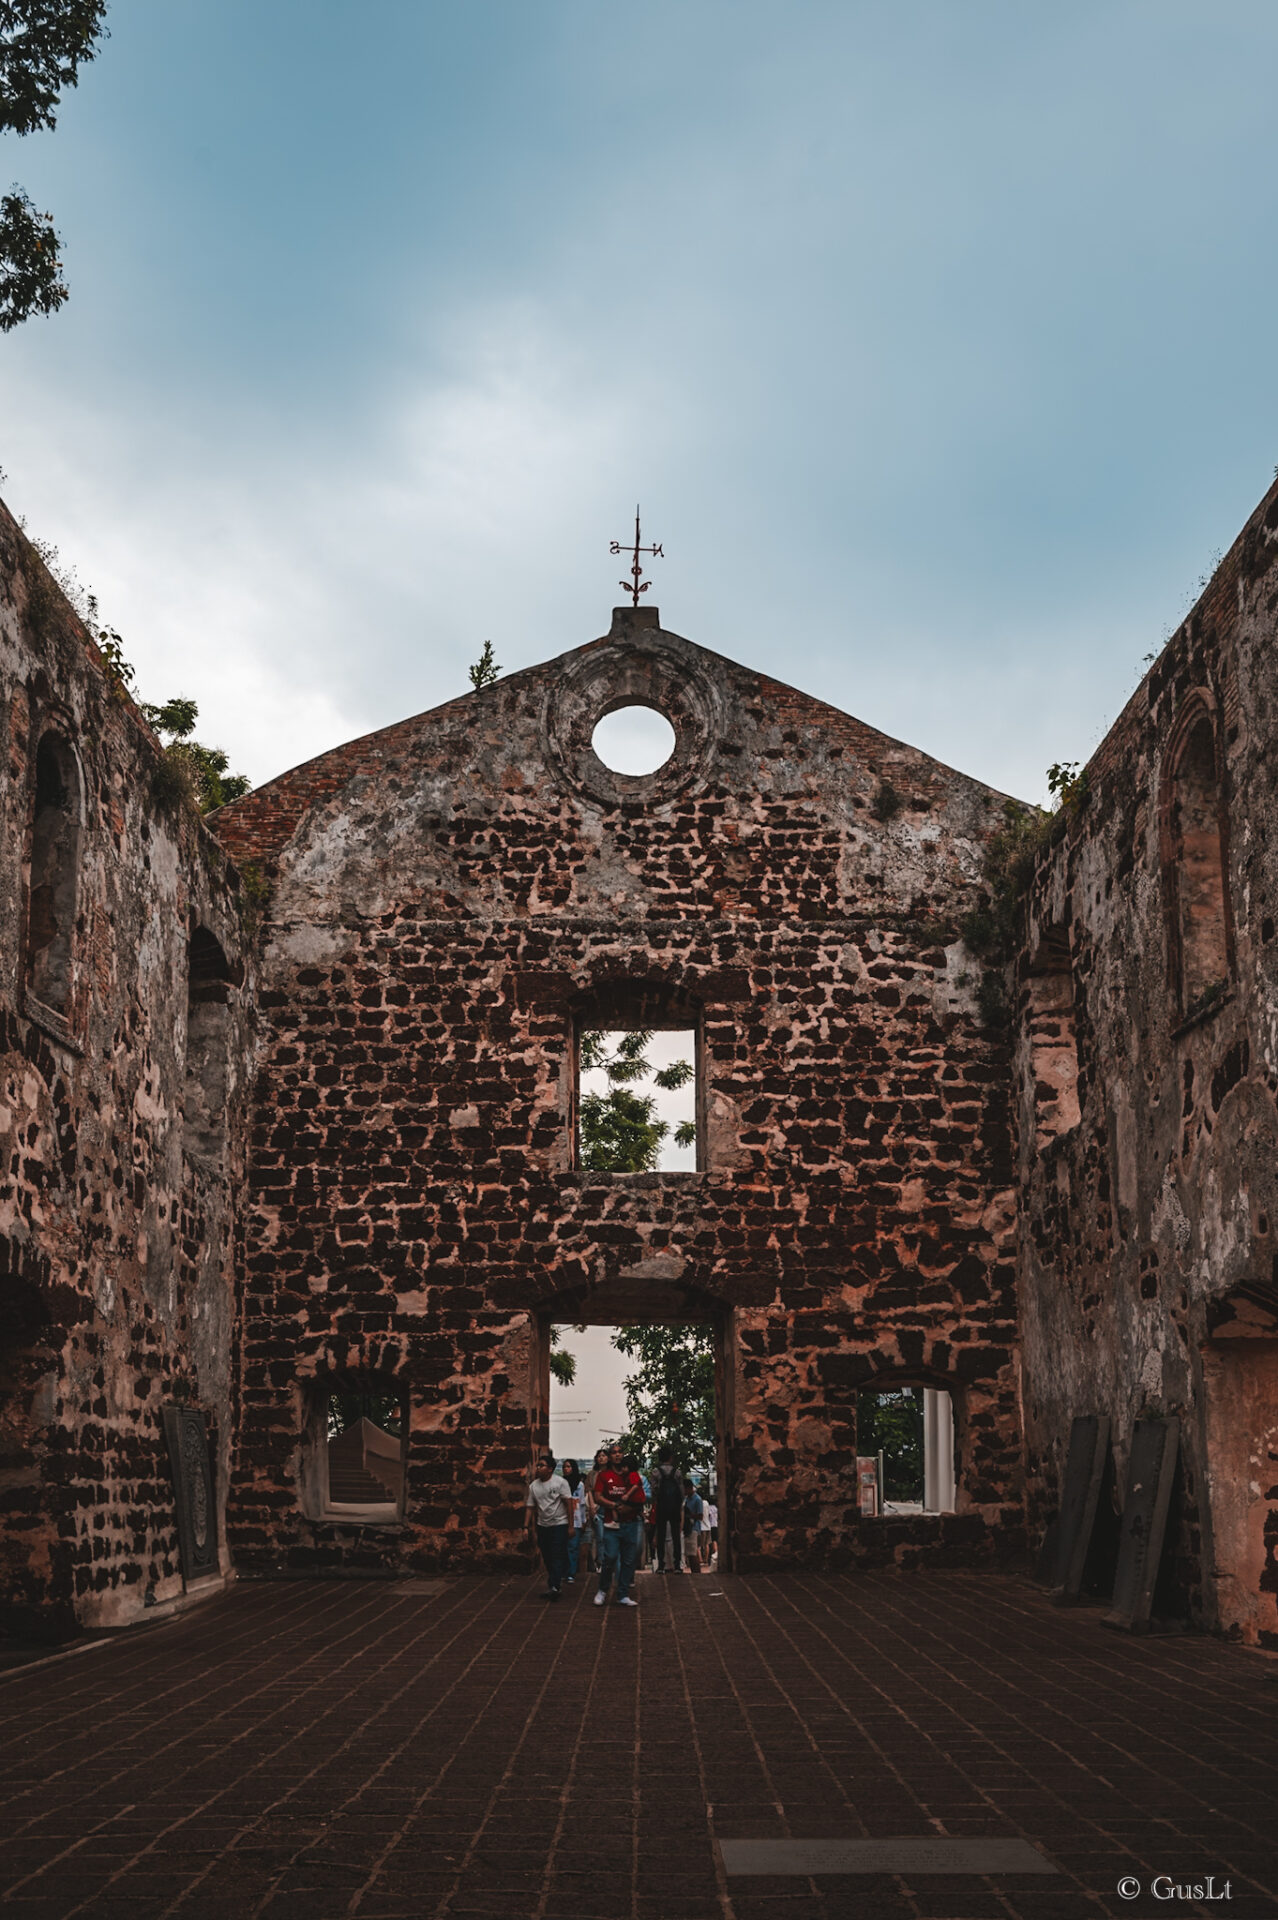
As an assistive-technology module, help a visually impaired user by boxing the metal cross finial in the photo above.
[610,506,664,607]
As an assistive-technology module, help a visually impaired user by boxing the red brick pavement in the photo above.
[1,1569,1275,1920]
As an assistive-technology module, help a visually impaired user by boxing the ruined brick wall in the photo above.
[0,504,250,1637]
[219,606,1023,1576]
[1016,476,1278,1645]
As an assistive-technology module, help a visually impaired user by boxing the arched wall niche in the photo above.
[1199,1298,1278,1648]
[1160,692,1233,1018]
[184,926,237,1165]
[24,730,84,1025]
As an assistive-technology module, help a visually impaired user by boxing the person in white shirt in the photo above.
[525,1453,574,1600]
[562,1458,587,1582]
[702,1498,719,1568]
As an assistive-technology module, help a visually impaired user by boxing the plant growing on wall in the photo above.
[17,531,253,816]
[1046,759,1089,812]
[962,762,1090,968]
[468,641,501,690]
[959,801,1051,965]
[142,696,251,814]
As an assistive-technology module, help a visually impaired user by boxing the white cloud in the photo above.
[1,301,669,787]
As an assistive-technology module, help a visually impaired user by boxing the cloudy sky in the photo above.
[4,2,1278,805]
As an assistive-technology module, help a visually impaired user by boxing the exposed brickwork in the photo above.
[10,459,1278,1641]
[221,609,1023,1576]
[1016,477,1278,1646]
[0,504,250,1637]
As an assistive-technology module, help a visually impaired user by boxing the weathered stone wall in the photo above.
[1016,477,1278,1645]
[11,465,1278,1631]
[218,607,1023,1575]
[0,503,250,1637]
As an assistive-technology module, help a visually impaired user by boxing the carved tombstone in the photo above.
[162,1406,218,1583]
[1103,1416,1179,1631]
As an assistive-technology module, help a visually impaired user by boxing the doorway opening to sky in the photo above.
[547,1316,726,1571]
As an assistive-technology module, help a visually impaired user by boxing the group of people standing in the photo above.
[524,1442,719,1605]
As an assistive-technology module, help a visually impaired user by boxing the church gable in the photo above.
[217,605,1015,930]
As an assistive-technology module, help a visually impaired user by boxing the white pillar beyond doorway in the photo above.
[923,1389,956,1512]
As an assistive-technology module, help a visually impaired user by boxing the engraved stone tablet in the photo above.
[718,1838,1058,1876]
[1053,1413,1111,1601]
[162,1405,218,1583]
[1103,1415,1179,1631]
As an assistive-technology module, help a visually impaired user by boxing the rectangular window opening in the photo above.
[856,1385,955,1516]
[576,1027,699,1173]
[319,1382,406,1522]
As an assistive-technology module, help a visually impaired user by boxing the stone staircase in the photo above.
[327,1460,397,1504]
[327,1418,402,1506]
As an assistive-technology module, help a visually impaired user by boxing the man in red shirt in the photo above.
[592,1442,645,1608]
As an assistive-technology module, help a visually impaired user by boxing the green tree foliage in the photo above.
[0,188,64,328]
[578,1029,695,1172]
[611,1323,715,1474]
[1,1,109,330]
[959,801,1051,963]
[468,640,500,690]
[326,1388,402,1444]
[857,1386,923,1501]
[1,1,106,134]
[142,695,252,814]
[1046,758,1089,812]
[548,1325,577,1388]
[960,761,1089,970]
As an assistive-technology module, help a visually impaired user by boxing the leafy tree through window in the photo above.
[578,1028,696,1172]
[610,1323,716,1476]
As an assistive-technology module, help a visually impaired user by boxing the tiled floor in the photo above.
[2,1568,1275,1919]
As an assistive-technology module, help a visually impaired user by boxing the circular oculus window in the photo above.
[541,635,722,808]
[590,704,677,776]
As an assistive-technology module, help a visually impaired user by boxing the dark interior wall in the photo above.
[0,502,250,1636]
[1015,477,1278,1643]
[223,610,1023,1575]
